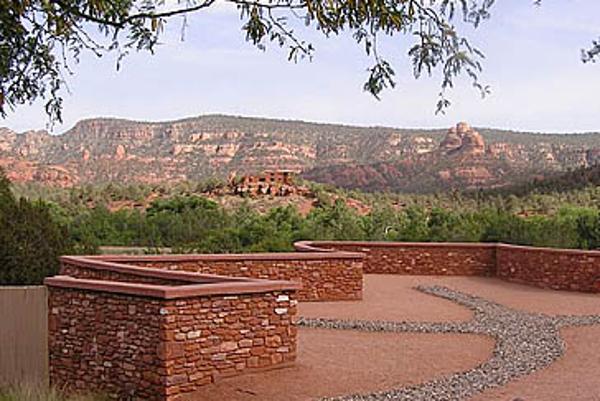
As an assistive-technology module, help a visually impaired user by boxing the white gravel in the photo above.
[298,285,600,401]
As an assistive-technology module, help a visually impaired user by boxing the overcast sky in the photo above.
[3,1,600,134]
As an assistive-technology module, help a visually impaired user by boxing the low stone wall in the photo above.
[295,241,600,293]
[45,264,299,401]
[294,241,497,276]
[496,244,600,292]
[89,252,364,302]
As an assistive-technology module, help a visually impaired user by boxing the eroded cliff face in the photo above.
[0,115,598,192]
[301,121,600,192]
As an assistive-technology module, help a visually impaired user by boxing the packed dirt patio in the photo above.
[192,275,600,401]
[31,242,599,400]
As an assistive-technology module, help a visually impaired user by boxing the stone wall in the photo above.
[295,241,600,293]
[48,286,165,400]
[496,244,600,292]
[294,241,497,276]
[46,242,600,399]
[60,260,191,285]
[46,265,299,401]
[91,253,364,302]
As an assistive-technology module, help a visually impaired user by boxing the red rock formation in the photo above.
[439,127,462,152]
[233,170,307,197]
[0,116,596,190]
[586,149,600,166]
[440,122,485,156]
[115,144,126,160]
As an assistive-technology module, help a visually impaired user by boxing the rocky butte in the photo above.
[440,122,486,156]
[0,115,598,192]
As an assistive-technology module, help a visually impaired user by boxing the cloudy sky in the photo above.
[3,1,600,134]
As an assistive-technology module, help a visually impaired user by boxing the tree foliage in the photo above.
[59,191,600,252]
[2,170,598,286]
[0,168,73,285]
[1,0,501,121]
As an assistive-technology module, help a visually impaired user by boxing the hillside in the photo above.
[1,115,599,192]
[476,163,600,198]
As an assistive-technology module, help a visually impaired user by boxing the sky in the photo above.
[3,0,600,134]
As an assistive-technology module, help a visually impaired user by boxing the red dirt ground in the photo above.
[300,275,600,322]
[191,275,600,401]
[188,329,493,401]
[299,274,473,323]
[425,275,600,316]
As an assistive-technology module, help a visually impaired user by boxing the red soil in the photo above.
[299,274,473,323]
[190,275,600,400]
[188,329,493,401]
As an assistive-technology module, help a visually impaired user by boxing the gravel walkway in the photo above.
[298,285,600,401]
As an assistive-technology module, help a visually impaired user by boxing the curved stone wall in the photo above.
[295,241,496,276]
[295,241,600,293]
[82,252,365,302]
[496,244,600,292]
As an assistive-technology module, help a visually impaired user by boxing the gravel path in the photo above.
[298,285,600,401]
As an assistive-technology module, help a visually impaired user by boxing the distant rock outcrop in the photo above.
[0,115,597,192]
[440,122,485,156]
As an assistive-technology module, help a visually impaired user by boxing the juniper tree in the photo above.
[0,168,72,285]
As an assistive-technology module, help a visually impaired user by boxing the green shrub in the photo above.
[0,169,73,285]
[576,212,600,250]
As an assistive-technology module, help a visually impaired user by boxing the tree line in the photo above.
[2,168,599,285]
[66,195,600,253]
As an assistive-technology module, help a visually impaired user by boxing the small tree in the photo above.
[576,213,600,250]
[0,168,72,285]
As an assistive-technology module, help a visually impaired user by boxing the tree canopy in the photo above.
[0,0,566,122]
[2,1,598,123]
[0,167,73,285]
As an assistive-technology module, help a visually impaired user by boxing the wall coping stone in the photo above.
[295,240,600,256]
[495,243,600,257]
[61,256,256,284]
[51,256,301,299]
[45,275,300,299]
[88,251,365,262]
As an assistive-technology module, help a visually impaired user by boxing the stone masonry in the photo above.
[496,244,600,292]
[295,241,496,276]
[91,253,364,302]
[46,261,299,401]
[46,241,600,400]
[295,241,600,293]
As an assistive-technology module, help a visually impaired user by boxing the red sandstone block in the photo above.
[164,386,181,395]
[250,346,266,356]
[265,335,282,347]
[157,342,186,360]
[258,356,271,367]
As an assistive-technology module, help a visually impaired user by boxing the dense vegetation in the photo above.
[61,196,599,253]
[0,168,72,285]
[14,175,599,253]
[479,164,600,197]
[2,167,599,285]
